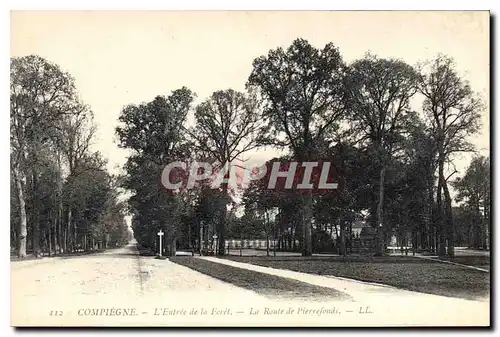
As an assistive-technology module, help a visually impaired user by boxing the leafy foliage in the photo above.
[10,55,129,257]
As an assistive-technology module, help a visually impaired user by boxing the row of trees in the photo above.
[11,55,130,258]
[453,156,490,249]
[118,38,487,257]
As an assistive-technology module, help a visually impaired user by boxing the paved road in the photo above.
[454,247,490,256]
[12,241,270,326]
[11,241,489,327]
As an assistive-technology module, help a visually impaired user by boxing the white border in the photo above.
[2,2,496,337]
[2,0,497,10]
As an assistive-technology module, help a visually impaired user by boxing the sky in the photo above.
[10,11,490,182]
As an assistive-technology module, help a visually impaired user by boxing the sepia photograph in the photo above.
[9,10,490,327]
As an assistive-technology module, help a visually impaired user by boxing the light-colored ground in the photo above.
[454,247,490,256]
[11,241,490,327]
[199,257,490,326]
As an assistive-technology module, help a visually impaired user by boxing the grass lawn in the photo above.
[170,257,351,301]
[223,255,490,301]
[434,256,490,271]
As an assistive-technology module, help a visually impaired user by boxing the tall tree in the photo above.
[10,55,83,257]
[344,54,420,255]
[57,106,96,252]
[404,121,438,252]
[63,152,110,251]
[11,55,127,257]
[313,142,373,255]
[189,89,266,255]
[419,55,483,256]
[242,167,281,256]
[247,38,346,256]
[453,156,490,250]
[116,88,195,256]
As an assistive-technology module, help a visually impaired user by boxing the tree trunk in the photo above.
[437,159,446,256]
[375,166,386,255]
[74,214,77,252]
[339,216,346,256]
[64,207,70,252]
[442,176,454,257]
[199,221,203,255]
[266,233,270,257]
[57,159,64,254]
[55,205,60,254]
[264,210,270,256]
[348,222,353,254]
[483,187,489,250]
[275,227,279,256]
[484,203,489,251]
[423,177,433,251]
[302,191,313,256]
[218,184,228,255]
[67,208,74,252]
[32,172,41,256]
[48,215,52,256]
[13,166,27,258]
[170,238,177,256]
[11,229,17,253]
[63,227,67,253]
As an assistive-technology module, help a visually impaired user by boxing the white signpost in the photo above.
[213,234,218,255]
[157,230,164,256]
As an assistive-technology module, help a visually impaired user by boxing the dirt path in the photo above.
[10,242,490,326]
[199,256,490,326]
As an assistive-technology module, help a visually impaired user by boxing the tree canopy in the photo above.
[11,39,487,260]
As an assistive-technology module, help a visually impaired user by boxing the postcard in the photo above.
[10,10,490,327]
